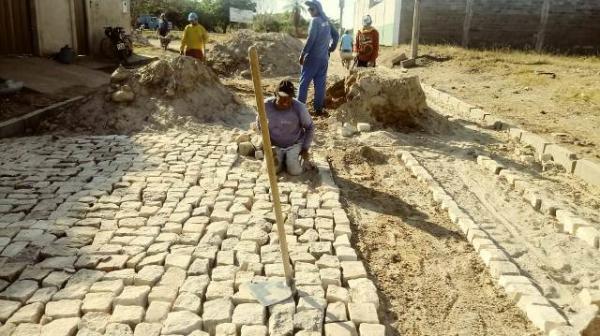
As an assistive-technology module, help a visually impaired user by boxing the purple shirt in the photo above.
[258,98,314,150]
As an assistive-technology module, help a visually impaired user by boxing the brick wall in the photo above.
[397,0,600,52]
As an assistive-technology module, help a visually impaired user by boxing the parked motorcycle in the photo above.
[100,26,133,64]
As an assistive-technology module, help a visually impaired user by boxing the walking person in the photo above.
[298,0,339,116]
[180,12,208,60]
[355,15,379,67]
[258,80,314,176]
[339,29,354,69]
[157,13,171,51]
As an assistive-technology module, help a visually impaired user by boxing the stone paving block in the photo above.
[41,317,80,336]
[133,322,162,336]
[297,296,327,312]
[164,254,192,270]
[27,287,57,304]
[11,323,41,336]
[0,280,37,303]
[326,285,349,303]
[135,265,164,286]
[324,321,357,336]
[82,292,113,313]
[113,286,150,307]
[232,303,266,329]
[215,322,237,336]
[79,311,110,334]
[575,226,600,248]
[110,305,144,326]
[489,260,521,278]
[316,255,340,269]
[269,307,294,336]
[144,301,171,323]
[296,272,321,287]
[526,304,568,333]
[7,302,43,324]
[148,286,178,304]
[294,309,323,333]
[216,251,236,266]
[359,323,385,336]
[241,325,268,336]
[206,281,234,300]
[347,303,379,325]
[46,299,82,319]
[325,301,347,323]
[172,292,201,313]
[180,275,210,297]
[573,159,600,187]
[341,261,367,283]
[203,298,234,334]
[104,323,133,336]
[103,269,135,286]
[158,267,187,288]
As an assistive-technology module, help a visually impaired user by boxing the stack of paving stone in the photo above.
[0,131,384,336]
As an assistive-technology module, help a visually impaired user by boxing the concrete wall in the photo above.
[356,0,600,51]
[354,0,402,46]
[405,0,600,51]
[34,0,77,55]
[86,0,132,55]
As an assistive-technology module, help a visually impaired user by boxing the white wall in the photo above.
[353,0,401,46]
[35,0,77,55]
[86,0,132,55]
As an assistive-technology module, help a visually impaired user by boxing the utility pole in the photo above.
[410,0,421,59]
[339,0,345,36]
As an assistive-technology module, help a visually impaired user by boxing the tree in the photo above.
[285,0,305,37]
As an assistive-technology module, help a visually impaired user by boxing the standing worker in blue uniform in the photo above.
[298,0,339,116]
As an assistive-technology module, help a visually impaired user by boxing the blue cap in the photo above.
[188,12,198,21]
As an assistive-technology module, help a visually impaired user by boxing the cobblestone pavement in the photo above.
[0,131,382,336]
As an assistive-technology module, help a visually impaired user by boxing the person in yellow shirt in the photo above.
[180,12,208,60]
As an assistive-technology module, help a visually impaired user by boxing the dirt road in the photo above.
[326,145,540,335]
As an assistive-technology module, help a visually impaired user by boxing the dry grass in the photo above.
[401,44,600,107]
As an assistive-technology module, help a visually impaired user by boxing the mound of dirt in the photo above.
[39,56,253,134]
[331,68,427,129]
[207,30,303,77]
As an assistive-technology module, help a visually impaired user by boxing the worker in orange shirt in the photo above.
[355,15,379,67]
[180,12,209,60]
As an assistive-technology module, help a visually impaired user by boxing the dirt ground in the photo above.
[378,44,600,159]
[326,145,540,336]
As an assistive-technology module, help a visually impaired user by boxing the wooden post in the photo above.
[410,0,421,59]
[339,0,345,36]
[248,46,294,287]
[462,0,474,48]
[536,0,550,53]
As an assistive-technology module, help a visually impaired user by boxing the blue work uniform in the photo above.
[298,1,339,113]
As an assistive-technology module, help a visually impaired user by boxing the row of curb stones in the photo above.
[476,155,600,250]
[420,84,600,188]
[397,149,578,335]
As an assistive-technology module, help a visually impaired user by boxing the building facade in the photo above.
[353,0,600,52]
[1,0,132,56]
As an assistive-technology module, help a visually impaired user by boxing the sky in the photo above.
[257,0,356,29]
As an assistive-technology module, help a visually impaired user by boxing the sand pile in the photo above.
[329,68,427,129]
[39,56,253,134]
[207,30,303,77]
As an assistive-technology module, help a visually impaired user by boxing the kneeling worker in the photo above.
[259,80,314,176]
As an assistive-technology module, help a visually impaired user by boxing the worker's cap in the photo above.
[188,12,199,21]
[363,15,372,26]
[304,1,318,9]
[277,80,295,98]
